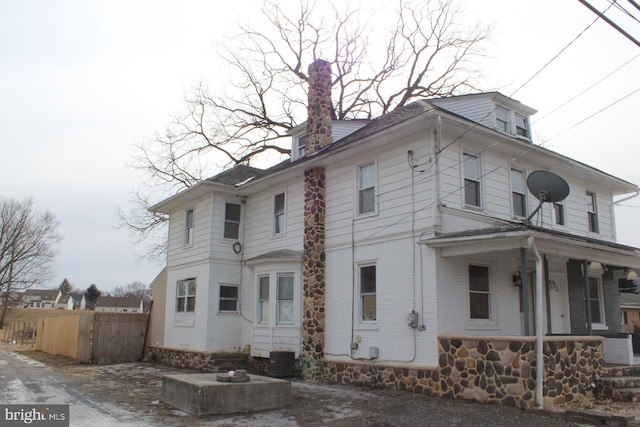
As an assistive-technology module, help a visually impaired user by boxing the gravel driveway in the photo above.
[0,345,611,426]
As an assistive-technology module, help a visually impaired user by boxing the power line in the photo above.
[577,0,640,47]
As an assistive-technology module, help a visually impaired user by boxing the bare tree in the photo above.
[112,281,148,299]
[121,0,490,260]
[58,278,73,295]
[0,197,61,328]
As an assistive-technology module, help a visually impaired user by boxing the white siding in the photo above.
[167,193,213,268]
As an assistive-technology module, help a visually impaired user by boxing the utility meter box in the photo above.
[369,346,379,359]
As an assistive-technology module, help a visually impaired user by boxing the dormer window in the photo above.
[297,135,306,158]
[515,113,529,138]
[496,108,509,132]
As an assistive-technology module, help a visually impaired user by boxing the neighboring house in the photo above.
[72,294,86,310]
[147,268,167,347]
[22,289,61,309]
[94,296,144,313]
[55,294,73,310]
[621,292,640,333]
[2,291,24,308]
[149,60,640,408]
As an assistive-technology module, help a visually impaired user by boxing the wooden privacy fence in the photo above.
[35,312,149,364]
[2,322,37,347]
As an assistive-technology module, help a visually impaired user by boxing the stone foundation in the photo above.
[145,346,269,374]
[324,336,604,408]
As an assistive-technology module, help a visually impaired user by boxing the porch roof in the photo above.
[423,225,640,270]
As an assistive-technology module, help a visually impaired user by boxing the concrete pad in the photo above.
[161,373,292,416]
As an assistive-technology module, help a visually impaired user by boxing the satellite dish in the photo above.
[525,170,570,223]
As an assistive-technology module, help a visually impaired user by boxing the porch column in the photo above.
[584,260,593,335]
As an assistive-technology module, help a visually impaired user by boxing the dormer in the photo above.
[288,120,371,161]
[429,92,537,141]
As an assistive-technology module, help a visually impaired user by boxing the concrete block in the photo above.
[161,373,292,415]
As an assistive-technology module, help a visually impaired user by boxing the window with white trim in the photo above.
[586,191,599,233]
[496,107,509,132]
[469,265,491,320]
[273,192,286,235]
[258,276,269,323]
[184,208,194,246]
[176,278,196,313]
[358,162,376,215]
[554,202,566,226]
[277,274,294,324]
[297,135,306,158]
[219,285,239,312]
[463,153,481,207]
[589,276,605,324]
[224,202,241,240]
[515,113,530,138]
[360,264,376,322]
[510,168,526,217]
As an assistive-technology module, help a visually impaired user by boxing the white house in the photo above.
[95,296,144,313]
[22,289,61,309]
[55,294,73,310]
[150,60,640,408]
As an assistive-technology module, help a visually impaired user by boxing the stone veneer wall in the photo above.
[323,336,605,409]
[145,346,269,374]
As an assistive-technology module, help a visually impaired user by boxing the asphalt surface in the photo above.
[0,346,592,426]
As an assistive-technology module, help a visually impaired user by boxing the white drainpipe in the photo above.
[527,236,544,409]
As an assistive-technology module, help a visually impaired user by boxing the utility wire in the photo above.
[577,0,640,47]
[628,0,640,13]
[606,0,640,23]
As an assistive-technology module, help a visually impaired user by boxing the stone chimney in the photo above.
[301,59,332,380]
[305,59,333,155]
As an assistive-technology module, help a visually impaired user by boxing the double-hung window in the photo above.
[358,162,376,215]
[586,191,599,233]
[277,274,294,324]
[496,108,509,132]
[219,285,239,312]
[515,113,530,138]
[297,135,306,158]
[469,265,491,320]
[463,153,481,207]
[184,208,194,246]
[176,278,196,313]
[360,265,377,321]
[510,168,526,217]
[274,193,286,235]
[554,202,566,226]
[258,276,269,323]
[589,276,605,324]
[224,202,241,240]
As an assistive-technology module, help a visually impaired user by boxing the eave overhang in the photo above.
[423,227,640,269]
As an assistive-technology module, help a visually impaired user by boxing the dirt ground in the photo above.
[5,345,640,427]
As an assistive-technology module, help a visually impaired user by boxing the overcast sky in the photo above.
[1,0,639,293]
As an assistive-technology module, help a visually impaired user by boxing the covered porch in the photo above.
[425,224,640,365]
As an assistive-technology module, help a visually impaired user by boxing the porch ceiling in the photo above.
[423,228,640,270]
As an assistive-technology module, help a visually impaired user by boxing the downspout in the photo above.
[527,236,544,409]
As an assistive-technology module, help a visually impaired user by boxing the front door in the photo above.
[549,272,571,334]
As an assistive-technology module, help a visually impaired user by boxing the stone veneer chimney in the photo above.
[301,59,332,379]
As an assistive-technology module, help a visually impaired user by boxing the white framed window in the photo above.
[463,153,481,208]
[553,202,566,226]
[273,192,286,235]
[496,107,509,132]
[586,191,599,233]
[359,264,377,322]
[589,276,605,325]
[515,113,530,138]
[510,168,526,217]
[258,275,269,323]
[176,278,196,313]
[468,265,491,320]
[297,135,306,158]
[277,274,294,324]
[219,284,239,312]
[357,162,376,215]
[223,202,241,240]
[184,208,194,246]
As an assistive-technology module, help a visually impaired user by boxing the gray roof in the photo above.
[24,289,59,301]
[205,165,268,186]
[620,292,640,307]
[95,296,143,309]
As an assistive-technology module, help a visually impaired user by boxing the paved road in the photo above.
[0,349,151,427]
